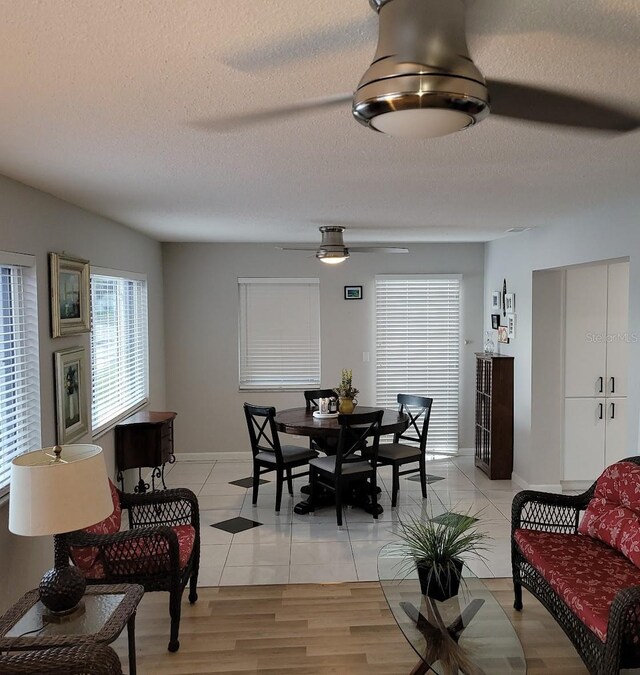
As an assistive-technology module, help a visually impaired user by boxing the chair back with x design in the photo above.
[335,410,384,476]
[393,394,433,453]
[243,403,284,464]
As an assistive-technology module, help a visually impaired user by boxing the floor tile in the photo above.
[291,541,354,566]
[226,543,291,567]
[198,494,248,511]
[232,522,292,545]
[211,516,263,534]
[198,482,249,497]
[291,523,349,542]
[431,512,479,527]
[220,565,290,586]
[229,477,268,489]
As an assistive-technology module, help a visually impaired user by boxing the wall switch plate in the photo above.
[362,351,370,362]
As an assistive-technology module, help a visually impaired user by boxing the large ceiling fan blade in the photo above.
[276,246,317,252]
[488,79,640,133]
[349,247,409,254]
[195,94,353,132]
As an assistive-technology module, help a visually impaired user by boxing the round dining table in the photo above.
[274,406,409,515]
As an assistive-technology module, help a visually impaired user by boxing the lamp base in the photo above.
[43,600,85,624]
[39,562,86,615]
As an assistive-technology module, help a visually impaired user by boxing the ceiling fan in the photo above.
[277,226,408,264]
[201,0,639,137]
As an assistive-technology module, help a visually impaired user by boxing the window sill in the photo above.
[91,399,149,440]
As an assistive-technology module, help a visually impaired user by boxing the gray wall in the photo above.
[0,174,165,611]
[162,242,485,455]
[485,212,640,488]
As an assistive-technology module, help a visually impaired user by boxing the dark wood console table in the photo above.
[115,410,177,493]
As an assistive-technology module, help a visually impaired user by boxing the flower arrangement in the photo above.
[334,369,359,400]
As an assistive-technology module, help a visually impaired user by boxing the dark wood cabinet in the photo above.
[115,410,177,492]
[475,354,514,480]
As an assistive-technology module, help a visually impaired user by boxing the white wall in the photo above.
[163,243,484,455]
[485,212,640,488]
[0,174,165,611]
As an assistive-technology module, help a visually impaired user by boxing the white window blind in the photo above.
[91,270,148,434]
[0,253,40,496]
[376,275,461,453]
[238,278,320,390]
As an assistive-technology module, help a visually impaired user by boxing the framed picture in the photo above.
[491,291,502,311]
[50,253,90,337]
[344,285,363,300]
[491,314,501,330]
[504,293,515,313]
[54,346,88,444]
[507,313,517,339]
[497,326,510,344]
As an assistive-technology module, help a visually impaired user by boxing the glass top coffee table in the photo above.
[378,544,526,675]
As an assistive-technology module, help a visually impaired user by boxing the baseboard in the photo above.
[512,472,562,493]
[174,451,247,462]
[561,480,592,492]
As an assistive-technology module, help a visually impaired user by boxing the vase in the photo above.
[338,397,356,414]
[416,558,464,601]
[484,331,495,355]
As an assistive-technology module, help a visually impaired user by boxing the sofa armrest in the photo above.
[511,488,594,536]
[605,586,640,671]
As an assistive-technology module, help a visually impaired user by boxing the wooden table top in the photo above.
[117,410,177,427]
[274,406,408,437]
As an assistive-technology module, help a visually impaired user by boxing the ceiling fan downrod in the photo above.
[354,0,490,138]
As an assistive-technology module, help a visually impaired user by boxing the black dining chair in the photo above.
[304,388,338,453]
[304,389,338,411]
[308,409,383,526]
[244,403,319,512]
[377,394,433,507]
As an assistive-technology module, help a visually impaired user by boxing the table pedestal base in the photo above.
[293,482,383,516]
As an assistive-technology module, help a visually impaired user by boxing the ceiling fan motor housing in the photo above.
[354,0,490,137]
[316,226,350,261]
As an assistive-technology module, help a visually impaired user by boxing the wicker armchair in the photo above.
[68,483,200,653]
[0,644,122,674]
[512,456,640,675]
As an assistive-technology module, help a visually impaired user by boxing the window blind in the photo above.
[91,271,148,434]
[0,254,40,496]
[238,278,320,390]
[375,275,461,453]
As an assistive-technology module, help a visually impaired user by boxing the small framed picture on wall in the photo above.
[491,292,502,311]
[498,326,510,344]
[344,286,363,300]
[504,293,515,313]
[491,314,501,330]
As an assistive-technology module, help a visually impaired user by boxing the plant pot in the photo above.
[338,397,356,414]
[416,558,464,601]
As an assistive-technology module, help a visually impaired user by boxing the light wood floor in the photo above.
[112,579,589,675]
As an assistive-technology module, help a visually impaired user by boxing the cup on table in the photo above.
[319,398,330,414]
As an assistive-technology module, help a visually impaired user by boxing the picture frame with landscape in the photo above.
[54,346,88,444]
[50,252,90,337]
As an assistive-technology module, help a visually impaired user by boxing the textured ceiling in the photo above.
[0,0,639,244]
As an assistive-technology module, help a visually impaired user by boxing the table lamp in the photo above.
[9,444,113,620]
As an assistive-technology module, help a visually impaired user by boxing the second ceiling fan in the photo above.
[278,226,408,264]
[202,0,639,137]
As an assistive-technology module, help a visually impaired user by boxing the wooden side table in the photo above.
[0,584,144,674]
[115,410,177,493]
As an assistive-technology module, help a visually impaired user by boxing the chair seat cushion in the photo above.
[256,445,318,465]
[578,461,640,567]
[73,524,196,580]
[377,442,421,461]
[514,528,640,642]
[309,455,372,476]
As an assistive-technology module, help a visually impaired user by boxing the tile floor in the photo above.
[162,454,529,586]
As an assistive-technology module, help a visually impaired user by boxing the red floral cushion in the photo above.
[515,528,640,642]
[80,524,196,580]
[578,461,640,566]
[70,480,122,571]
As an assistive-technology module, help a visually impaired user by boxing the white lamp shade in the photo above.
[9,444,114,537]
[371,108,473,138]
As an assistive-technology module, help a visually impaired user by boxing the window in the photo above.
[0,252,40,496]
[375,275,461,453]
[238,278,320,390]
[91,268,148,434]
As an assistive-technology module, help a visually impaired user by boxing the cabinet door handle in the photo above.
[611,402,616,420]
[610,377,616,394]
[598,377,604,394]
[598,403,604,420]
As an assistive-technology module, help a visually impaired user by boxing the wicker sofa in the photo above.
[512,457,640,675]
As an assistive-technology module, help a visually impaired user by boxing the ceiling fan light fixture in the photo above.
[354,0,490,138]
[316,249,349,264]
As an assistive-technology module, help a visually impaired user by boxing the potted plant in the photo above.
[334,369,359,414]
[396,510,490,602]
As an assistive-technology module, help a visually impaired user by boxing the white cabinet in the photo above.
[563,261,629,482]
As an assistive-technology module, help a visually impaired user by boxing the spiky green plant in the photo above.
[395,509,491,589]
